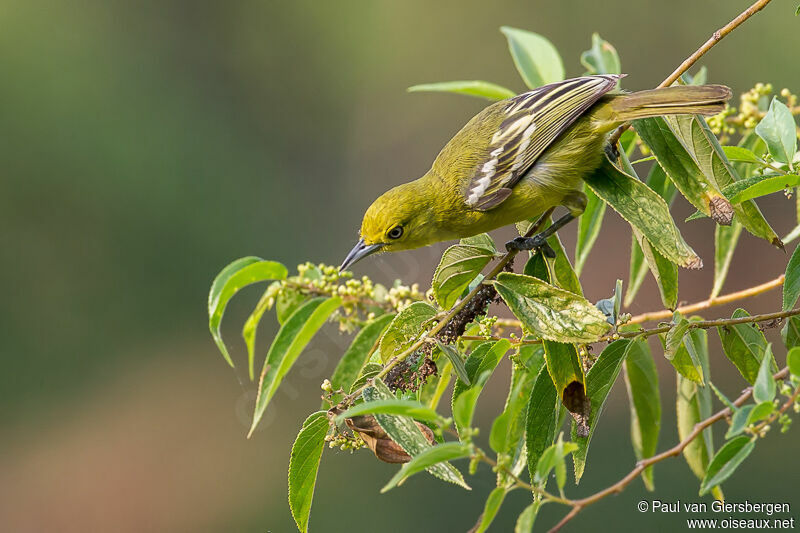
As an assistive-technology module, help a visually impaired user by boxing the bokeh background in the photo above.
[2,1,799,531]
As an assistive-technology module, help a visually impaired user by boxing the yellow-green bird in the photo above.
[340,74,731,270]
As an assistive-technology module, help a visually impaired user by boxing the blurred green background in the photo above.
[2,0,798,531]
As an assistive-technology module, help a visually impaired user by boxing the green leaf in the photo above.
[451,340,511,435]
[436,341,471,386]
[729,174,800,204]
[500,26,564,89]
[575,185,607,276]
[494,272,610,343]
[336,399,443,424]
[711,222,743,299]
[784,244,800,311]
[664,318,704,384]
[755,97,798,165]
[623,339,661,490]
[638,114,781,247]
[526,364,560,483]
[327,314,395,406]
[717,308,768,384]
[276,287,308,325]
[753,343,776,403]
[709,381,736,410]
[685,66,707,86]
[580,33,621,76]
[380,442,472,493]
[364,379,470,489]
[515,501,542,533]
[571,339,630,482]
[379,302,437,363]
[543,341,585,406]
[432,236,496,309]
[726,404,754,438]
[453,386,482,432]
[722,145,764,165]
[677,337,714,483]
[250,297,341,436]
[243,281,283,380]
[490,345,544,458]
[475,487,507,533]
[635,116,729,223]
[788,347,800,376]
[746,401,774,425]
[350,362,382,393]
[208,257,288,367]
[634,229,679,309]
[427,362,453,410]
[288,411,329,533]
[782,316,800,350]
[625,164,677,306]
[585,158,701,269]
[699,436,756,496]
[407,80,516,101]
[535,433,578,487]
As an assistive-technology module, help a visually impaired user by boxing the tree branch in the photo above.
[548,366,793,533]
[628,274,785,324]
[607,0,774,146]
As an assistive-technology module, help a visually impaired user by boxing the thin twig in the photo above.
[607,0,774,147]
[628,274,785,324]
[548,367,793,533]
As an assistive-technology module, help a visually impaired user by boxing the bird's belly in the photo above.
[442,174,571,239]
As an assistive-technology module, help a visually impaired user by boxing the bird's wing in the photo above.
[464,75,621,211]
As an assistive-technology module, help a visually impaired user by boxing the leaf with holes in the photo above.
[494,273,610,343]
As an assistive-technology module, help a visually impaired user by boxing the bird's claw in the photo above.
[604,141,620,162]
[505,236,556,258]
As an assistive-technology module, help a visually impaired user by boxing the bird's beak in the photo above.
[340,238,383,271]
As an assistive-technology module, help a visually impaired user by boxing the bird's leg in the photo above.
[505,191,586,256]
[505,213,575,256]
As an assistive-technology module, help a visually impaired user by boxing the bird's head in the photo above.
[340,181,440,271]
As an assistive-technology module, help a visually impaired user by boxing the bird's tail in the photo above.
[606,84,732,121]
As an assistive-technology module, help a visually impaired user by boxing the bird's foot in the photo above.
[604,141,620,162]
[505,235,556,258]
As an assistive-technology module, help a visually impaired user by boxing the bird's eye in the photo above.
[387,226,404,239]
